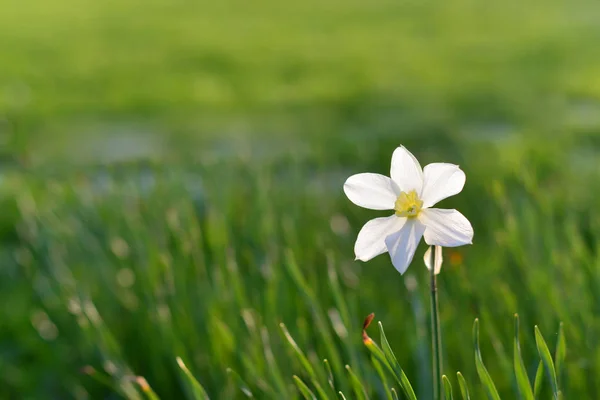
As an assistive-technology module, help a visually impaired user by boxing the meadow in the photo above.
[2,0,600,398]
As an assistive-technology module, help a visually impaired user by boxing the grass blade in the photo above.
[361,315,416,400]
[533,361,544,399]
[513,315,534,400]
[136,377,161,400]
[555,322,566,388]
[371,356,394,400]
[456,372,470,400]
[293,376,317,400]
[443,375,454,400]
[378,322,418,400]
[345,365,368,400]
[176,357,210,400]
[280,323,330,399]
[324,359,335,391]
[534,326,559,399]
[338,392,348,400]
[226,368,254,398]
[261,327,290,397]
[473,319,501,400]
[284,249,345,383]
[391,388,399,400]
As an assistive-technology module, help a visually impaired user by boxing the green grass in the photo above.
[2,0,600,398]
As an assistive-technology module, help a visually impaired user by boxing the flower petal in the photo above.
[421,163,466,208]
[419,208,474,247]
[390,146,423,194]
[354,215,406,261]
[384,218,426,274]
[424,245,443,275]
[344,173,399,210]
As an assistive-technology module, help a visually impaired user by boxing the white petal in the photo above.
[390,146,423,194]
[421,163,466,208]
[419,208,474,247]
[384,218,426,274]
[343,173,399,210]
[424,245,443,275]
[354,215,406,261]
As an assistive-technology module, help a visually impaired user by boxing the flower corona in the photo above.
[394,190,423,218]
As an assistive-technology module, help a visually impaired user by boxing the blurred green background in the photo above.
[2,0,600,398]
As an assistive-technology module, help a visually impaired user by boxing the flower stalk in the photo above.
[429,246,443,400]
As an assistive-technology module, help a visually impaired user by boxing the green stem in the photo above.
[430,247,442,400]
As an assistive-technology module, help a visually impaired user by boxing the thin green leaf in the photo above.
[534,326,559,399]
[136,377,161,400]
[533,361,544,399]
[327,254,364,390]
[81,367,121,395]
[338,392,348,400]
[261,327,290,397]
[324,359,335,391]
[514,315,534,400]
[456,372,470,400]
[226,368,254,398]
[555,322,566,388]
[443,375,454,400]
[176,357,210,400]
[391,388,399,400]
[473,319,501,400]
[345,365,368,400]
[378,322,418,400]
[293,376,317,400]
[284,251,346,392]
[279,323,330,399]
[371,356,394,400]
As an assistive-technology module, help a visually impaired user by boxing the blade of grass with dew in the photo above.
[293,376,317,400]
[456,372,470,400]
[226,368,254,398]
[443,375,454,400]
[378,321,418,400]
[555,322,566,388]
[473,319,501,400]
[175,357,210,400]
[534,326,559,399]
[279,323,330,399]
[513,315,534,400]
[533,361,544,399]
[345,365,368,400]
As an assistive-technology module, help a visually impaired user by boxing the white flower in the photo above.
[344,146,473,274]
[424,245,443,275]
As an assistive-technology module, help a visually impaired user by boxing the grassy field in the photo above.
[2,0,600,398]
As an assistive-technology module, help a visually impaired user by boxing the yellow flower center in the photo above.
[394,190,423,218]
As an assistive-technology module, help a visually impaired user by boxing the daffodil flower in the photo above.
[424,245,443,275]
[344,146,473,274]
